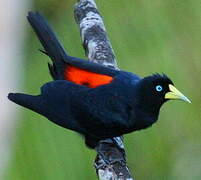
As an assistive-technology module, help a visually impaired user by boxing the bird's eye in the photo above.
[156,85,163,92]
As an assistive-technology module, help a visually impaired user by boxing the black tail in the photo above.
[27,12,67,79]
[27,12,119,79]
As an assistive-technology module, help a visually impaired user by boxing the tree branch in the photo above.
[74,0,134,179]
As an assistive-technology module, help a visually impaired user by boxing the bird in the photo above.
[8,12,191,148]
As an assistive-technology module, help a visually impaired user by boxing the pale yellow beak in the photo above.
[165,84,191,103]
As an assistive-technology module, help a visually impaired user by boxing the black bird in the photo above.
[8,12,191,148]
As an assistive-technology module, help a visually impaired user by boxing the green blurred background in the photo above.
[5,0,201,179]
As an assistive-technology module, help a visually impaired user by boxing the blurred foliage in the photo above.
[5,0,201,179]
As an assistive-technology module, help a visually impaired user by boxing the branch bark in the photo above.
[74,1,134,179]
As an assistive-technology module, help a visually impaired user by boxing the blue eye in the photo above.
[156,85,163,92]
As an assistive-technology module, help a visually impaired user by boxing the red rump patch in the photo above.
[64,65,113,88]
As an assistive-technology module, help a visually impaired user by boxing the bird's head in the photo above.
[136,74,191,113]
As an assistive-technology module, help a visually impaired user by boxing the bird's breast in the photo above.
[132,110,158,131]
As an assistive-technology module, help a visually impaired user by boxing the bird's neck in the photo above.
[136,102,160,117]
[134,109,159,130]
[134,82,162,115]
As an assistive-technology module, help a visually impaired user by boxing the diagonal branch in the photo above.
[74,0,134,179]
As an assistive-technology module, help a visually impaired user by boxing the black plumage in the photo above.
[8,12,190,148]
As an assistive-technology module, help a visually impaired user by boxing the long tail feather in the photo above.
[27,12,119,80]
[27,12,67,61]
[27,12,67,79]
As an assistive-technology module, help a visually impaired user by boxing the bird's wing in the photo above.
[27,12,120,88]
[71,84,133,139]
[8,80,89,134]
